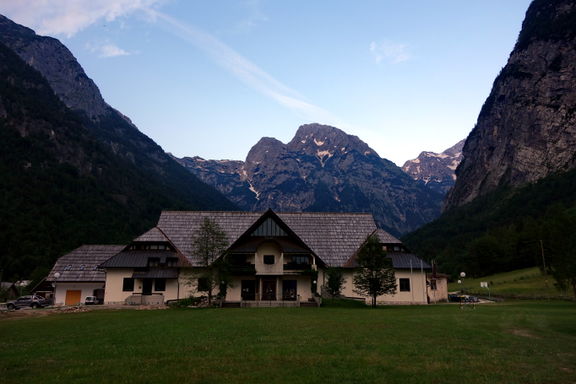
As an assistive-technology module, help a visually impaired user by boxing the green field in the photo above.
[1,302,575,384]
[448,267,576,299]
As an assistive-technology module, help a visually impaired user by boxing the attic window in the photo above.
[64,265,72,271]
[263,255,275,265]
[148,257,160,267]
[79,264,86,270]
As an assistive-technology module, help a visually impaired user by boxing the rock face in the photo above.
[446,0,576,209]
[402,140,464,195]
[178,124,443,235]
[0,15,108,118]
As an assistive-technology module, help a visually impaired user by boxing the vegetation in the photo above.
[353,235,396,307]
[191,218,229,305]
[325,268,345,297]
[404,169,576,293]
[449,267,575,299]
[1,302,575,383]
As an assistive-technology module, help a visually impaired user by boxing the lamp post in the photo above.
[53,272,60,305]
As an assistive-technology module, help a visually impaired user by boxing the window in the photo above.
[291,255,309,265]
[263,255,275,265]
[123,278,134,292]
[399,278,410,292]
[166,257,178,267]
[148,257,160,267]
[197,278,210,292]
[430,280,437,291]
[155,278,166,292]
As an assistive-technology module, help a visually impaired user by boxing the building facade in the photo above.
[48,210,445,306]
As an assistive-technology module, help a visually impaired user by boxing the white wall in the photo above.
[54,282,105,305]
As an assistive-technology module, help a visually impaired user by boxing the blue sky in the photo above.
[0,0,532,165]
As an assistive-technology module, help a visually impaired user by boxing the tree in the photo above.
[325,268,345,297]
[353,235,396,307]
[191,217,228,306]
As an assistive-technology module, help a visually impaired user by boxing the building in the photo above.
[47,245,125,305]
[48,210,443,306]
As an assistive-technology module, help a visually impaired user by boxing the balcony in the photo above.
[229,263,256,275]
[283,263,311,271]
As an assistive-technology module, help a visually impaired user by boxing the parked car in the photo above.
[84,296,102,305]
[6,295,51,310]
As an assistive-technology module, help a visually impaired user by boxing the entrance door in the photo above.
[261,278,276,301]
[282,280,297,301]
[142,279,153,295]
[241,280,256,301]
[65,290,82,305]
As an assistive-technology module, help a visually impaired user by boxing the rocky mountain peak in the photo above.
[446,0,576,208]
[0,14,108,118]
[287,123,376,160]
[402,140,465,195]
[177,123,443,236]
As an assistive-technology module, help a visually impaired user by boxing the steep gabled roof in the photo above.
[156,210,383,267]
[373,228,402,244]
[134,227,171,242]
[47,245,125,282]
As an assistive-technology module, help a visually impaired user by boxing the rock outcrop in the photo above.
[446,0,576,208]
[402,140,464,195]
[178,124,443,235]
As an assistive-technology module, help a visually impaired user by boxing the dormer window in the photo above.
[166,257,178,267]
[148,257,160,267]
[263,255,275,265]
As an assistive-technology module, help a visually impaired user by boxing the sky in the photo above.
[0,0,532,166]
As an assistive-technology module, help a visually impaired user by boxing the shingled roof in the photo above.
[47,245,125,282]
[156,210,385,267]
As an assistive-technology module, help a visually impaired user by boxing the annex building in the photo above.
[47,210,447,306]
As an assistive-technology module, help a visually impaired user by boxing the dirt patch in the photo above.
[509,328,540,339]
[0,304,167,320]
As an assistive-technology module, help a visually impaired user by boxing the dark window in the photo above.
[148,257,160,267]
[291,255,309,265]
[123,278,134,292]
[198,278,210,292]
[430,280,437,291]
[155,278,166,292]
[399,278,410,292]
[166,257,178,267]
[263,255,275,265]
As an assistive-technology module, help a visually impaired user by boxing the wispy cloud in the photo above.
[0,0,163,37]
[369,40,411,64]
[235,0,269,33]
[149,10,343,125]
[87,42,133,58]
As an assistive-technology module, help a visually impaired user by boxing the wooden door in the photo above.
[65,290,82,305]
[261,278,276,301]
[142,279,153,295]
[241,280,256,301]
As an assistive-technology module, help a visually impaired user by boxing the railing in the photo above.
[228,264,256,275]
[283,263,311,271]
[125,293,164,305]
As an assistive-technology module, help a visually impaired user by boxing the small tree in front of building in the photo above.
[192,217,228,306]
[353,235,396,307]
[326,268,345,297]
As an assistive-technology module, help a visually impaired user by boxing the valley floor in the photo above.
[1,301,575,383]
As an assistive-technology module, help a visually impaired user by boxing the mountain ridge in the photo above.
[177,123,443,236]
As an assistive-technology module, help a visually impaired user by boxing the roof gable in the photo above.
[156,210,385,267]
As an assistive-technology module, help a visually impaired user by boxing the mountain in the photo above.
[0,15,235,280]
[401,140,464,195]
[445,0,576,209]
[404,0,576,278]
[177,123,443,236]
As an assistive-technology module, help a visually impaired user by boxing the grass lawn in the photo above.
[1,302,575,384]
[448,267,575,299]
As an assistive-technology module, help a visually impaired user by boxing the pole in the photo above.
[410,260,414,303]
[540,240,548,288]
[420,259,426,304]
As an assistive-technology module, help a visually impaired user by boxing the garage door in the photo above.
[65,290,82,305]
